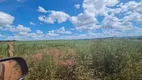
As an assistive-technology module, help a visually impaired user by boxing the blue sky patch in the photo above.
[0,0,142,40]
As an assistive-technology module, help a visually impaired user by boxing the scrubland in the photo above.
[0,39,142,80]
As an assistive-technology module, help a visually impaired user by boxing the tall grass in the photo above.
[0,39,142,80]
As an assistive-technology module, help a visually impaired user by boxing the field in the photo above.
[0,39,142,80]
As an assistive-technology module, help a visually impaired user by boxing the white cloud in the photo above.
[82,0,119,16]
[123,12,142,22]
[109,1,142,15]
[57,34,88,40]
[83,0,111,17]
[121,1,142,13]
[70,13,99,30]
[0,12,47,40]
[75,4,80,9]
[30,22,36,26]
[7,29,45,40]
[0,25,12,31]
[0,12,34,38]
[102,1,142,33]
[56,27,72,34]
[102,29,121,37]
[38,10,70,24]
[38,16,45,22]
[37,6,48,13]
[10,25,31,34]
[102,15,121,29]
[28,33,38,39]
[0,11,15,26]
[1,0,142,40]
[88,31,103,37]
[136,1,142,12]
[106,0,119,6]
[128,27,142,36]
[69,0,140,32]
[46,30,59,37]
[50,31,108,40]
[46,27,72,37]
[102,15,133,32]
[0,12,18,32]
[70,0,117,31]
[36,30,43,35]
[22,31,45,40]
[46,33,89,40]
[116,27,142,37]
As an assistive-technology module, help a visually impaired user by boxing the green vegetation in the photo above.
[0,39,142,80]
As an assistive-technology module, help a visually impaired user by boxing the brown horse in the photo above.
[0,60,21,80]
[0,42,21,80]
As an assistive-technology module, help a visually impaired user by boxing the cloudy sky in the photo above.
[0,0,142,40]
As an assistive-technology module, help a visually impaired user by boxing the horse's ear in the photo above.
[0,57,28,80]
[0,63,4,80]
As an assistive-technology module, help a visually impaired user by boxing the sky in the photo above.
[0,0,142,40]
